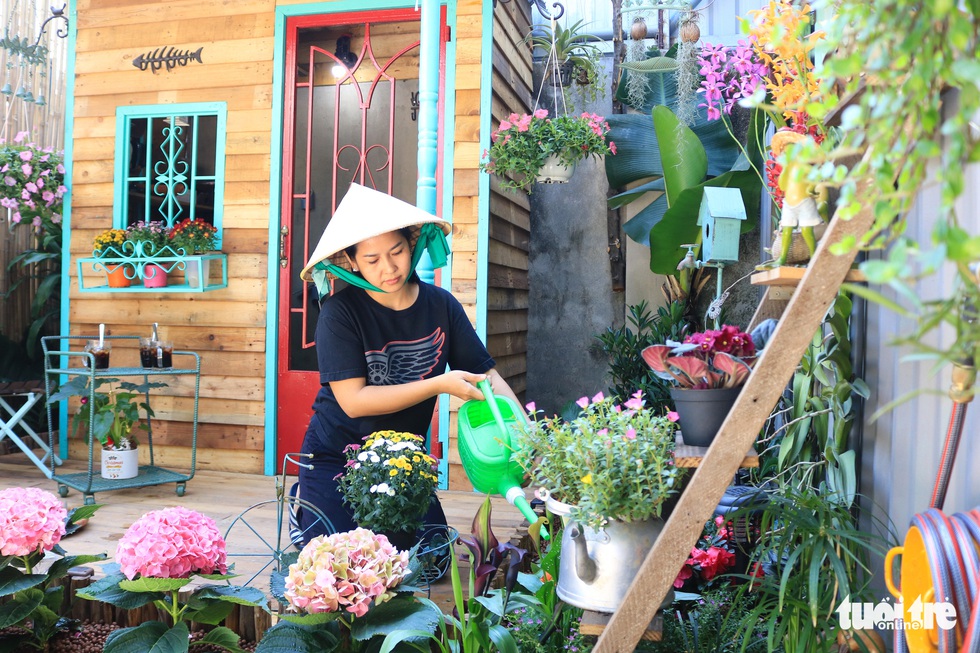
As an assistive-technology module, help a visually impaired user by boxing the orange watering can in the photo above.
[457,379,548,540]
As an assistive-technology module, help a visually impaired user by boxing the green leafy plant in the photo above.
[731,487,893,653]
[380,497,536,653]
[0,489,104,652]
[48,376,169,450]
[656,586,771,653]
[788,1,980,385]
[608,106,764,283]
[595,300,691,409]
[759,293,868,499]
[513,392,684,529]
[338,430,440,538]
[480,110,615,193]
[527,19,605,101]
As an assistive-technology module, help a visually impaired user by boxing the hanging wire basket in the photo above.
[413,524,459,589]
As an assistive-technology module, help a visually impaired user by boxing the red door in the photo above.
[276,10,447,466]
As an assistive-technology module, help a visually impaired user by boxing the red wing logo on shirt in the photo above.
[364,328,446,385]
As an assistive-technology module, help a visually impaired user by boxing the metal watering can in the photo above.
[457,379,548,540]
[558,518,674,613]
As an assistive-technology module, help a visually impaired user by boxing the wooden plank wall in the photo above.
[66,0,327,474]
[445,0,531,490]
[66,0,497,479]
[486,1,532,401]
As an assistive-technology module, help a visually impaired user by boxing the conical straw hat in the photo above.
[300,183,451,282]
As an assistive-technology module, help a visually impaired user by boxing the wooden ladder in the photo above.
[593,178,876,652]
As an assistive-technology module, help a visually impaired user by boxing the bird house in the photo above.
[697,187,746,264]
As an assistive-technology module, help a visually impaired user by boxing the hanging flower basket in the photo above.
[480,110,616,194]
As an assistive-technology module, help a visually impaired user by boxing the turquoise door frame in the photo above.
[265,0,460,477]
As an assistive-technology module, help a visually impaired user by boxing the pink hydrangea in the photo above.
[284,528,410,618]
[0,487,67,556]
[115,506,227,580]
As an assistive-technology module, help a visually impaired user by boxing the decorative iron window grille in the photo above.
[113,102,227,233]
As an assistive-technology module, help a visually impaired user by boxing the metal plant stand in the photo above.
[41,335,201,505]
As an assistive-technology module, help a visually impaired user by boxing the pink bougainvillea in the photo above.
[115,506,227,580]
[0,487,67,557]
[284,528,410,618]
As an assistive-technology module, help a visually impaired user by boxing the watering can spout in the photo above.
[456,380,549,540]
[568,523,598,583]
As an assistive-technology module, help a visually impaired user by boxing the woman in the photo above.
[297,183,521,543]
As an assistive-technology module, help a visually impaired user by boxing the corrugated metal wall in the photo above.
[862,146,980,538]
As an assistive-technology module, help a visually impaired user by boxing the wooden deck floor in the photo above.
[0,450,531,612]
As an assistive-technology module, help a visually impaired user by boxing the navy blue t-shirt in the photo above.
[303,279,495,457]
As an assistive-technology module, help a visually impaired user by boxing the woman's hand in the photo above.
[440,370,488,401]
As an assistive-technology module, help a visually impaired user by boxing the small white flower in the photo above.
[391,441,420,452]
[357,451,369,462]
[371,483,391,494]
[386,488,395,496]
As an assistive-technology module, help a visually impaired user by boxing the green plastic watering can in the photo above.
[457,379,548,540]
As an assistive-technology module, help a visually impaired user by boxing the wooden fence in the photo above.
[1,2,68,346]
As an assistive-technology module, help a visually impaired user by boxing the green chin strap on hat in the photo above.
[310,222,451,299]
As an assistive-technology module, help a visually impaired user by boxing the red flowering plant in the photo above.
[170,218,219,254]
[641,325,756,390]
[674,515,737,591]
[77,506,266,653]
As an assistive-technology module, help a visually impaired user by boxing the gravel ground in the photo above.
[0,622,258,653]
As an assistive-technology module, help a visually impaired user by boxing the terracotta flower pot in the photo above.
[105,264,131,288]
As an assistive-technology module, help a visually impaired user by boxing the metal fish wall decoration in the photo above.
[132,46,204,73]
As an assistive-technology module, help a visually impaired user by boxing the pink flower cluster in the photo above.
[684,324,756,358]
[1,131,67,230]
[284,528,410,618]
[0,487,67,557]
[697,41,769,120]
[115,506,228,580]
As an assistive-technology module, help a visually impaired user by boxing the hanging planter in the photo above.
[480,111,615,193]
[535,154,575,184]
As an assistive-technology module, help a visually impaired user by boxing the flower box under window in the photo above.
[77,243,228,293]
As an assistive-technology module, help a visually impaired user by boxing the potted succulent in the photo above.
[124,220,173,287]
[479,109,616,193]
[170,218,219,287]
[512,391,684,613]
[641,324,756,447]
[48,376,168,479]
[93,228,132,288]
[338,430,441,551]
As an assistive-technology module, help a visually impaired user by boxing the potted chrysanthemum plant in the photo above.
[338,430,440,551]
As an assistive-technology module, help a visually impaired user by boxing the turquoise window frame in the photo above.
[113,102,227,235]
